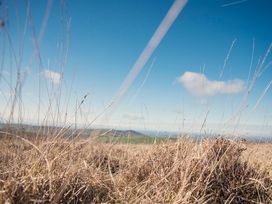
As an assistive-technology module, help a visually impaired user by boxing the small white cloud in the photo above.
[178,71,244,96]
[173,108,183,114]
[0,90,15,97]
[42,69,62,85]
[123,114,144,121]
[199,99,209,106]
[1,70,10,76]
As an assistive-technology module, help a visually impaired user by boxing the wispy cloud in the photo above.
[0,70,10,77]
[42,69,62,85]
[178,71,244,96]
[123,114,144,121]
[0,90,15,97]
[199,99,210,106]
[221,0,248,8]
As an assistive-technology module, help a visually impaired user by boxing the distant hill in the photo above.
[85,129,145,137]
[0,123,146,139]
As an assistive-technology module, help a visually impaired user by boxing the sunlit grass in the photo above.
[0,135,271,203]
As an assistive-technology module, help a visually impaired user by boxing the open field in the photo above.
[96,135,169,144]
[0,133,272,203]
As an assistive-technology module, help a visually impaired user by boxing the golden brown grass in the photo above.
[0,134,272,203]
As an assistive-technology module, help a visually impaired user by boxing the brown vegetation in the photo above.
[0,135,272,203]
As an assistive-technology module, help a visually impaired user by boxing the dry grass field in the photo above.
[0,131,271,203]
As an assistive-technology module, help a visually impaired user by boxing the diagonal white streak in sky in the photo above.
[112,0,188,107]
[221,0,248,8]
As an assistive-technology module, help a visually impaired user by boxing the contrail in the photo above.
[221,0,248,8]
[130,57,156,103]
[111,0,188,108]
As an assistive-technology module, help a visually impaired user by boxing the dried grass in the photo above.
[0,136,271,203]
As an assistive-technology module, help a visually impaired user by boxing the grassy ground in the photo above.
[0,132,272,203]
[95,135,173,144]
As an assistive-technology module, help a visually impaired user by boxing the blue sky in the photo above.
[1,0,272,136]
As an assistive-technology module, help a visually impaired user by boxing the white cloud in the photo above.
[123,114,144,121]
[178,71,244,96]
[42,69,62,85]
[0,90,15,97]
[1,70,10,77]
[199,99,210,106]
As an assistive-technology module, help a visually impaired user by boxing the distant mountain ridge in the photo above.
[0,123,145,138]
[86,129,145,137]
